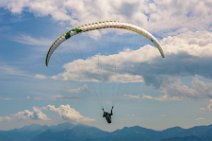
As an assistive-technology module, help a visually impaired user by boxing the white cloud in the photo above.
[127,76,212,102]
[199,99,212,112]
[14,34,51,47]
[162,31,212,57]
[0,64,48,80]
[46,104,94,123]
[31,107,50,120]
[26,95,44,101]
[0,107,49,122]
[161,79,198,99]
[0,104,93,124]
[52,30,212,85]
[67,84,88,94]
[127,94,182,101]
[109,73,144,83]
[0,0,72,21]
[52,47,155,83]
[161,76,212,100]
[0,64,28,77]
[0,97,11,101]
[195,117,206,121]
[192,77,212,98]
[34,74,48,80]
[0,0,211,32]
[51,94,78,100]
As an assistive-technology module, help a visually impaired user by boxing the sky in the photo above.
[0,0,212,131]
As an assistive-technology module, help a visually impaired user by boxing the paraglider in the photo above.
[45,21,165,124]
[102,106,114,124]
[45,20,165,66]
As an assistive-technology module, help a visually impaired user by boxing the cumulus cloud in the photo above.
[127,75,212,102]
[52,31,212,86]
[0,0,211,32]
[53,49,147,83]
[0,107,49,122]
[159,76,212,100]
[46,104,94,123]
[0,104,94,124]
[31,107,50,120]
[0,0,72,21]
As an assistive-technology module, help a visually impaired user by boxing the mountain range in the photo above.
[0,123,212,141]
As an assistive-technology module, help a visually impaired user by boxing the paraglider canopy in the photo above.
[45,21,165,66]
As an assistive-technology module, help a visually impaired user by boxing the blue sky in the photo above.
[0,0,212,131]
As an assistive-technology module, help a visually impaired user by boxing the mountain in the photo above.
[32,123,109,141]
[0,124,47,141]
[0,123,212,141]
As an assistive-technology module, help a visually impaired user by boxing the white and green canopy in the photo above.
[46,21,165,66]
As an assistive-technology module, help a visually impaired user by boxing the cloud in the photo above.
[0,107,49,122]
[31,107,50,120]
[127,94,182,101]
[127,76,212,102]
[52,31,212,86]
[67,84,89,94]
[161,79,198,99]
[46,104,94,123]
[195,117,206,121]
[0,64,48,80]
[26,96,44,101]
[0,0,211,32]
[52,47,152,83]
[0,96,12,101]
[199,99,212,112]
[14,34,51,47]
[161,76,212,100]
[34,74,48,80]
[0,64,29,77]
[192,77,212,99]
[0,104,93,124]
[0,0,71,21]
[207,99,212,112]
[51,94,78,100]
